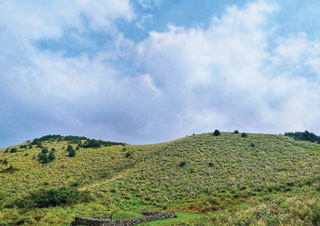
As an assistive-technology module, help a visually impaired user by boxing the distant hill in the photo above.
[1,132,320,225]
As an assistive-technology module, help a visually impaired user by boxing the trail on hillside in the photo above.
[79,173,126,191]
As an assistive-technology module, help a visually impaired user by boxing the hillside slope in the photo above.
[1,132,320,225]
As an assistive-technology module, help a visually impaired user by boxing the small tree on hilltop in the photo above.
[241,133,248,138]
[213,130,221,136]
[234,130,239,134]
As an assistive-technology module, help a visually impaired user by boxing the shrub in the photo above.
[4,148,9,153]
[213,130,221,136]
[14,187,92,209]
[66,144,74,152]
[51,148,56,152]
[38,153,49,164]
[234,130,239,134]
[48,151,55,161]
[2,159,8,165]
[82,139,102,149]
[41,147,48,154]
[250,143,255,147]
[180,161,186,167]
[208,162,214,167]
[241,133,248,138]
[68,149,76,157]
[126,152,131,158]
[10,148,18,153]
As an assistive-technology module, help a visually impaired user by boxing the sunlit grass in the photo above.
[1,132,320,225]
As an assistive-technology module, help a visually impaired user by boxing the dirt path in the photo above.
[79,173,126,191]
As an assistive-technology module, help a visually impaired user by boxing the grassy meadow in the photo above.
[1,132,320,225]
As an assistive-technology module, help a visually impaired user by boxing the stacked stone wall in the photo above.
[70,211,177,226]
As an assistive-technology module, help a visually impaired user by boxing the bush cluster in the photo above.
[241,133,248,138]
[31,134,125,149]
[12,187,91,209]
[285,130,320,143]
[67,145,76,157]
[38,147,55,164]
[10,148,18,153]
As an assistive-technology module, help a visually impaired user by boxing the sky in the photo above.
[1,0,320,148]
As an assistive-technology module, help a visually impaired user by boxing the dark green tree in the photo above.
[241,133,248,138]
[38,153,49,164]
[68,148,76,157]
[66,144,74,152]
[41,147,49,154]
[48,151,55,161]
[10,148,18,153]
[213,130,221,136]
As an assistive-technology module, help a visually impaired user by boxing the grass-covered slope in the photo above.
[1,133,320,225]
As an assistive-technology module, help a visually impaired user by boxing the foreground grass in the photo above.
[140,212,201,225]
[1,132,320,225]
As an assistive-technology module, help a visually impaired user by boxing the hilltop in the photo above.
[1,132,320,225]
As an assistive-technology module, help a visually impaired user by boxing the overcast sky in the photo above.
[1,0,320,147]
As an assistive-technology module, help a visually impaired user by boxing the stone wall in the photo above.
[70,211,177,226]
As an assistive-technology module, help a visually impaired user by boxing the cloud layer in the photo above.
[1,0,320,147]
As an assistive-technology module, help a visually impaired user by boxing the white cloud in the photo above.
[135,0,320,136]
[0,0,135,41]
[135,14,153,30]
[137,0,163,9]
[2,0,320,147]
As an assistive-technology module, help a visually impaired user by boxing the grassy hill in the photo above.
[1,132,320,225]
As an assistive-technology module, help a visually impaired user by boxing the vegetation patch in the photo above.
[1,132,320,225]
[9,186,92,209]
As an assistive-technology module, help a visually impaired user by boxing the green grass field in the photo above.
[1,132,320,225]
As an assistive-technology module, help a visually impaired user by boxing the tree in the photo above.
[241,133,248,138]
[48,151,55,161]
[234,130,239,134]
[38,153,49,164]
[41,147,49,154]
[66,144,74,152]
[213,130,220,136]
[68,148,76,157]
[10,148,18,153]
